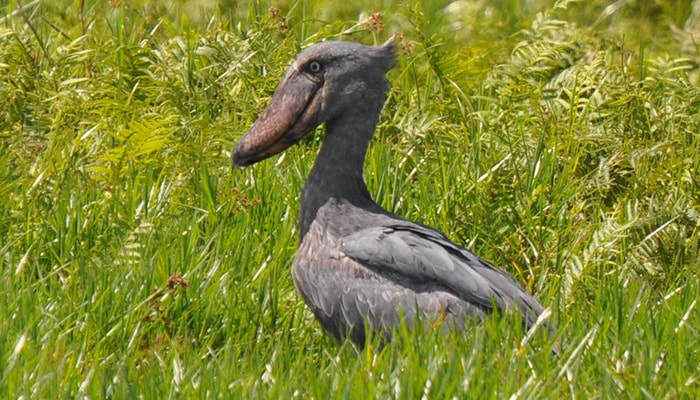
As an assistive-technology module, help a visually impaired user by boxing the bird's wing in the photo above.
[339,222,544,324]
[292,248,487,344]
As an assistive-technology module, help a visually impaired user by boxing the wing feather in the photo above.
[339,222,543,324]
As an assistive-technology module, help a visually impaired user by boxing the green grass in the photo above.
[1,0,699,398]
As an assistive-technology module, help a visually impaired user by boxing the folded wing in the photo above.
[339,222,544,328]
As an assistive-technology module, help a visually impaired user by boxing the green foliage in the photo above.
[1,0,699,398]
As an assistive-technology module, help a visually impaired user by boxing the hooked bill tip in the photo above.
[231,143,253,168]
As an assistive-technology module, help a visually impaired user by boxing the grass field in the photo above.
[1,0,699,398]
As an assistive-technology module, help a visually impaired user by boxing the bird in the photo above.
[232,35,552,347]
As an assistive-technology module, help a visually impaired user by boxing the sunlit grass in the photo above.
[1,0,699,398]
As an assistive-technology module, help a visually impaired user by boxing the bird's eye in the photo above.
[308,60,322,73]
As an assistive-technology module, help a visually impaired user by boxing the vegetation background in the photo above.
[1,0,698,398]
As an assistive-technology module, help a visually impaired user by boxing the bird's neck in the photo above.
[299,106,381,239]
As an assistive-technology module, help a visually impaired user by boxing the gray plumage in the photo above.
[232,36,550,346]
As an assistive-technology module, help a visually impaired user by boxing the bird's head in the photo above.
[232,36,396,167]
